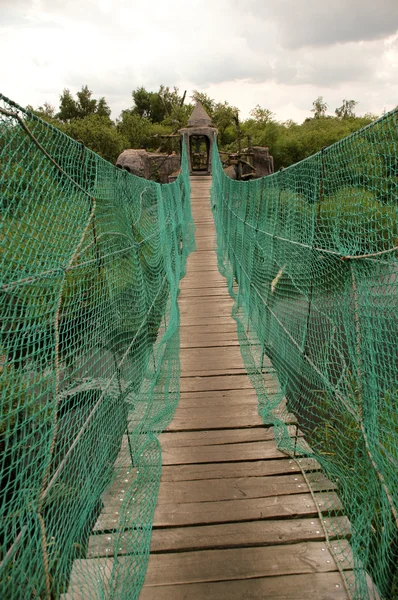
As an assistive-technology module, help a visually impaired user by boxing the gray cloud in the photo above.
[0,0,397,122]
[246,0,398,48]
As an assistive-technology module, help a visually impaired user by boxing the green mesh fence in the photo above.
[211,112,398,600]
[0,94,194,599]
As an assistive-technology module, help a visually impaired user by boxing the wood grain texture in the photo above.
[152,492,343,527]
[159,425,301,447]
[87,517,350,558]
[160,458,321,482]
[149,517,350,553]
[139,572,350,599]
[143,541,352,585]
[179,374,255,392]
[178,388,259,406]
[156,473,336,504]
[161,440,287,464]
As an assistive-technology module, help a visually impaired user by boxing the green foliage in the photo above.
[28,86,122,162]
[131,86,164,122]
[131,85,188,126]
[57,88,79,122]
[312,96,328,119]
[243,113,280,153]
[271,114,376,169]
[319,187,398,254]
[190,90,240,148]
[57,85,111,122]
[250,105,275,124]
[336,99,358,119]
[117,111,172,151]
[242,98,377,169]
[191,90,215,116]
[25,87,382,169]
[65,114,127,163]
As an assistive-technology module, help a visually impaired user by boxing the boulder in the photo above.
[248,146,274,177]
[116,150,181,183]
[116,149,148,178]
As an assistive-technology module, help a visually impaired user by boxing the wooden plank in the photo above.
[167,414,266,430]
[186,252,218,262]
[184,260,219,268]
[179,298,231,309]
[87,517,350,558]
[180,308,234,324]
[166,408,261,429]
[179,323,237,334]
[162,441,289,464]
[181,347,243,371]
[180,279,225,288]
[156,473,336,505]
[180,338,240,348]
[160,458,321,482]
[153,492,343,527]
[179,316,234,326]
[179,278,228,290]
[179,298,232,307]
[159,425,301,448]
[61,558,113,599]
[183,265,220,272]
[180,278,226,289]
[143,541,352,586]
[177,388,268,407]
[167,404,261,420]
[167,411,298,431]
[139,572,350,599]
[179,287,230,297]
[180,374,256,392]
[149,517,350,553]
[180,367,247,377]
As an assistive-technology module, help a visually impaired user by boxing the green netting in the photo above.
[211,112,398,600]
[0,94,194,599]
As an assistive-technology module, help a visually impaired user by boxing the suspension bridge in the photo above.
[0,95,397,600]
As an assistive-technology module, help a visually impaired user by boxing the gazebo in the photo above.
[179,102,218,175]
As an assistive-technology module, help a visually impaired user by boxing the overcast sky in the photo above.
[1,0,398,122]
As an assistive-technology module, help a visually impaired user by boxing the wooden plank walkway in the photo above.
[139,176,351,599]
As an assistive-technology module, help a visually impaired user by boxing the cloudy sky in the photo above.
[1,0,398,122]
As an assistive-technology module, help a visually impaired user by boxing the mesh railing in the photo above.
[0,94,194,599]
[211,111,398,600]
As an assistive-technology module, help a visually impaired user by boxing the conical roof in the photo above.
[188,102,214,127]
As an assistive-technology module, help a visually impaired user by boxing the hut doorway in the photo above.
[190,135,210,172]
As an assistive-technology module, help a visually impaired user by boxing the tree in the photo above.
[191,91,216,117]
[117,111,154,148]
[58,89,79,122]
[335,99,358,119]
[96,97,112,119]
[57,86,111,122]
[250,105,275,124]
[213,101,239,146]
[76,85,97,118]
[130,85,188,125]
[66,114,127,163]
[35,102,56,119]
[191,91,239,147]
[131,87,155,120]
[312,96,328,119]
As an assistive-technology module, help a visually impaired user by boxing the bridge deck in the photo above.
[139,176,351,599]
